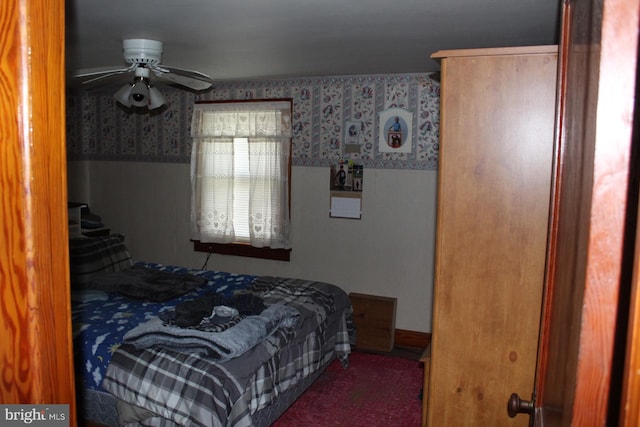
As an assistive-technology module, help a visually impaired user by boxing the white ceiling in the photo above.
[65,0,561,87]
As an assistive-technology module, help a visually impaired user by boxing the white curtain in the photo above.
[190,101,292,249]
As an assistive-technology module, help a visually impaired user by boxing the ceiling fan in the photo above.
[73,39,214,110]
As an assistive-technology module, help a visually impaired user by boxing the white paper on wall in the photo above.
[330,195,361,219]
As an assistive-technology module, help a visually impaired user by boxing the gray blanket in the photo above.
[123,304,300,361]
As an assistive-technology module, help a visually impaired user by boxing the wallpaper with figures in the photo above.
[66,73,440,170]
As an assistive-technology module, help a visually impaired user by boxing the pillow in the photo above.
[84,265,208,302]
[69,233,133,288]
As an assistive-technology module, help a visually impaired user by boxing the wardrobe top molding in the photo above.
[431,45,559,61]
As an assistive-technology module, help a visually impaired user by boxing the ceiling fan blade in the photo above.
[158,73,213,91]
[73,66,132,78]
[73,66,135,86]
[152,66,214,91]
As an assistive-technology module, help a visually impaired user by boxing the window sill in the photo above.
[192,240,291,261]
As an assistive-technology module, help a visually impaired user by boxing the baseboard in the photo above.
[394,329,431,349]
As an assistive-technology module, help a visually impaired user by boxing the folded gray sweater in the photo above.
[123,304,300,361]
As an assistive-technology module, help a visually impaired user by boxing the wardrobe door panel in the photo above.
[428,47,557,427]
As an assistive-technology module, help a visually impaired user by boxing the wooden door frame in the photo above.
[619,51,640,427]
[0,0,76,423]
[533,0,639,425]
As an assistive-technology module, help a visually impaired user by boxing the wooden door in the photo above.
[428,47,557,427]
[0,0,76,423]
[528,0,640,426]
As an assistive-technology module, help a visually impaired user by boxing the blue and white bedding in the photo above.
[71,261,256,391]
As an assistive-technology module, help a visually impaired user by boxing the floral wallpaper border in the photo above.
[67,73,440,170]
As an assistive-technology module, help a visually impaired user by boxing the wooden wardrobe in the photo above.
[426,46,558,426]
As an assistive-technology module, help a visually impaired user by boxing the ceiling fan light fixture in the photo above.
[130,77,150,107]
[114,77,166,110]
[148,86,165,110]
[114,83,133,107]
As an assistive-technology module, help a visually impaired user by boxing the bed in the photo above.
[70,234,355,426]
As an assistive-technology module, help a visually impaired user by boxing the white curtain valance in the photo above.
[191,101,292,138]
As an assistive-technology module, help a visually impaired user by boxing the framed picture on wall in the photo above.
[378,107,413,153]
[344,120,362,154]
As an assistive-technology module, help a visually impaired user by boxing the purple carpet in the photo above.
[273,351,423,426]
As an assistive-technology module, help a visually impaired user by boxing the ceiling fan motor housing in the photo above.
[123,39,163,66]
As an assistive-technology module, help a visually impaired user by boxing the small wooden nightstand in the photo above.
[420,344,431,427]
[348,293,397,352]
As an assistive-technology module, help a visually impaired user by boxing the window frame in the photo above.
[191,98,293,262]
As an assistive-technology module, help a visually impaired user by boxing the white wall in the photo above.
[67,160,438,332]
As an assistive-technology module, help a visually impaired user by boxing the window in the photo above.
[190,100,292,260]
